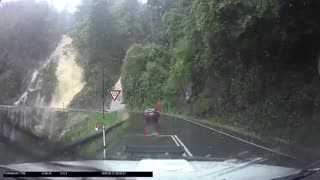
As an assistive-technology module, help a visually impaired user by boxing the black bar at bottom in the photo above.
[3,171,153,177]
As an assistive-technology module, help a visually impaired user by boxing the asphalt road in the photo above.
[0,111,307,170]
[105,112,303,169]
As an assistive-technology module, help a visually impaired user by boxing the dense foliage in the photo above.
[70,0,146,108]
[121,43,170,109]
[0,0,69,104]
[71,0,320,146]
[120,0,320,145]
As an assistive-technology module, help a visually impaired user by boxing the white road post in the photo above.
[103,125,106,159]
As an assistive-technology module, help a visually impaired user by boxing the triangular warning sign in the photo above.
[108,90,121,101]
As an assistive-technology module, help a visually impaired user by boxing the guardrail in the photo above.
[55,120,126,152]
[0,105,106,113]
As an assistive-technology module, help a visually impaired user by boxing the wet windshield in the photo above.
[1,0,320,179]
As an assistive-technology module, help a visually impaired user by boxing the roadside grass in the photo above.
[194,117,290,145]
[60,112,120,143]
[78,122,128,157]
[64,112,88,129]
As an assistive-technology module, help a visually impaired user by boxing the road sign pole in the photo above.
[103,125,106,159]
[102,68,105,120]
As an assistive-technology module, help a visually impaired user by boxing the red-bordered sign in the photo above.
[108,90,121,102]
[95,123,99,131]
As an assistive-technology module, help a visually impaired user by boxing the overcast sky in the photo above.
[47,0,81,13]
[2,0,148,13]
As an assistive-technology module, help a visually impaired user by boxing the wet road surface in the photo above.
[0,111,304,170]
[106,113,303,168]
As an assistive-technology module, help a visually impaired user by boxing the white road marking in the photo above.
[134,134,172,137]
[181,118,293,158]
[170,135,179,146]
[174,135,193,157]
[171,135,187,157]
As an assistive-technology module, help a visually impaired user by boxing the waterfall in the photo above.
[14,35,81,108]
[50,36,85,108]
[14,61,45,107]
[8,35,85,140]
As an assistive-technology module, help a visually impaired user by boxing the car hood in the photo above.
[1,159,299,180]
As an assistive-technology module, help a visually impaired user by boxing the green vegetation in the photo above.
[122,43,171,109]
[78,122,128,157]
[71,0,320,148]
[69,0,146,108]
[121,0,320,147]
[60,112,120,142]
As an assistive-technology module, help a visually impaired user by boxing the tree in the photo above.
[70,0,149,107]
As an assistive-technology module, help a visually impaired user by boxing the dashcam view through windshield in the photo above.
[0,0,320,179]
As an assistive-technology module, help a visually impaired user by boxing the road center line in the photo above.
[171,135,187,157]
[134,134,172,137]
[171,135,180,146]
[174,135,193,157]
[180,118,293,158]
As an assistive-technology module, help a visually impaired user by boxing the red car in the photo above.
[143,107,160,135]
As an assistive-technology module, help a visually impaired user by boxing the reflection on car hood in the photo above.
[2,159,299,180]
